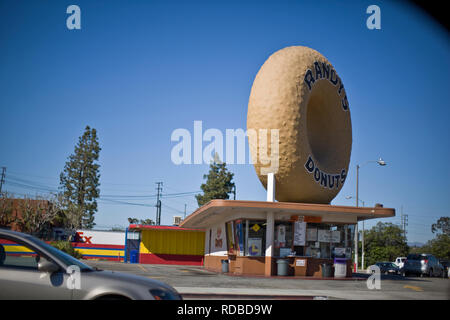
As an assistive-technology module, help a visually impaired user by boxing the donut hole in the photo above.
[306,80,347,171]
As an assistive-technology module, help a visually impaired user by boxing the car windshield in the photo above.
[407,254,427,260]
[26,235,94,272]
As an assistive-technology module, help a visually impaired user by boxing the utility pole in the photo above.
[355,164,359,272]
[184,204,187,219]
[401,206,408,240]
[155,182,163,225]
[0,167,6,193]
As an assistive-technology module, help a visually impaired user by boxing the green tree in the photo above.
[431,217,449,235]
[127,217,155,225]
[414,217,450,260]
[419,234,450,260]
[364,222,409,267]
[14,195,62,237]
[60,126,101,229]
[0,192,15,227]
[196,154,235,207]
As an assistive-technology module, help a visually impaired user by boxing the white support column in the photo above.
[265,211,274,276]
[266,172,275,202]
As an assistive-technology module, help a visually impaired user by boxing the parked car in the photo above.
[402,253,443,278]
[369,262,401,275]
[0,229,182,300]
[439,260,449,279]
[394,257,406,269]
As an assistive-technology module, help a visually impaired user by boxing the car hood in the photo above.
[83,269,176,291]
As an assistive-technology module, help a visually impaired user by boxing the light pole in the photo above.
[354,158,386,272]
[347,196,365,270]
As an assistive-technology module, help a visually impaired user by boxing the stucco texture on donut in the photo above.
[247,46,352,204]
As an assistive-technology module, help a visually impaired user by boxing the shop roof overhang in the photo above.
[180,200,395,229]
[128,224,204,232]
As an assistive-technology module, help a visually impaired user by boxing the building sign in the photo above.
[247,238,262,256]
[295,259,306,267]
[318,230,331,242]
[306,228,317,241]
[277,225,286,246]
[303,216,322,223]
[235,221,244,254]
[318,230,341,243]
[214,226,223,249]
[303,61,349,111]
[334,247,345,258]
[251,223,261,233]
[331,230,341,243]
[304,156,347,190]
[226,222,235,254]
[294,221,306,246]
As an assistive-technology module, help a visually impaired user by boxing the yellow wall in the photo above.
[140,229,205,256]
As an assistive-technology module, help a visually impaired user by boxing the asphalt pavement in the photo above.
[84,259,450,300]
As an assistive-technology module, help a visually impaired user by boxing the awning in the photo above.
[128,224,204,232]
[180,200,395,229]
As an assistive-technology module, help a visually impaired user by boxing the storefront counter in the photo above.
[275,256,352,277]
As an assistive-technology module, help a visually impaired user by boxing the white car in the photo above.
[394,257,406,269]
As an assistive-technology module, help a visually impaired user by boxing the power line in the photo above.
[99,198,154,207]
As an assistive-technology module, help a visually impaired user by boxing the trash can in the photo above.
[130,250,138,264]
[277,259,289,276]
[321,263,333,278]
[221,259,229,273]
[334,258,347,278]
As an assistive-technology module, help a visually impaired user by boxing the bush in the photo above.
[49,241,83,259]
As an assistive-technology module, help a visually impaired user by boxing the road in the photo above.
[84,260,450,300]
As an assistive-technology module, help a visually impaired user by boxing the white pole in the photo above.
[265,212,274,258]
[267,172,275,202]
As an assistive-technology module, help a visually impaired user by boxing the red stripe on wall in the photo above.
[139,253,204,266]
[70,243,125,249]
[82,256,124,262]
[0,239,18,244]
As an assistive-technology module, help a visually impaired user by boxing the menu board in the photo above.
[306,228,317,241]
[294,221,306,246]
[331,230,341,243]
[318,229,341,243]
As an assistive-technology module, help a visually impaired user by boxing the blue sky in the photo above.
[0,0,448,244]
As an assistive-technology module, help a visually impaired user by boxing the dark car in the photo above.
[373,262,400,275]
[403,253,443,277]
[439,260,449,278]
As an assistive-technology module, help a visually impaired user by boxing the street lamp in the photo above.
[354,158,386,272]
[346,196,366,270]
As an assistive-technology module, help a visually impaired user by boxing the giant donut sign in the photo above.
[247,46,352,204]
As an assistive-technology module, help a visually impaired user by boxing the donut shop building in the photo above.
[180,199,394,277]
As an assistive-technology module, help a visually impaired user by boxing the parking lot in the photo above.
[84,260,450,300]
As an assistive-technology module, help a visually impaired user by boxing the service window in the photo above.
[304,224,353,259]
[246,221,266,257]
[274,221,293,257]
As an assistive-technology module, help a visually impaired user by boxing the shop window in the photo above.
[225,222,236,255]
[246,221,266,257]
[274,222,293,257]
[225,220,266,257]
[304,223,354,259]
